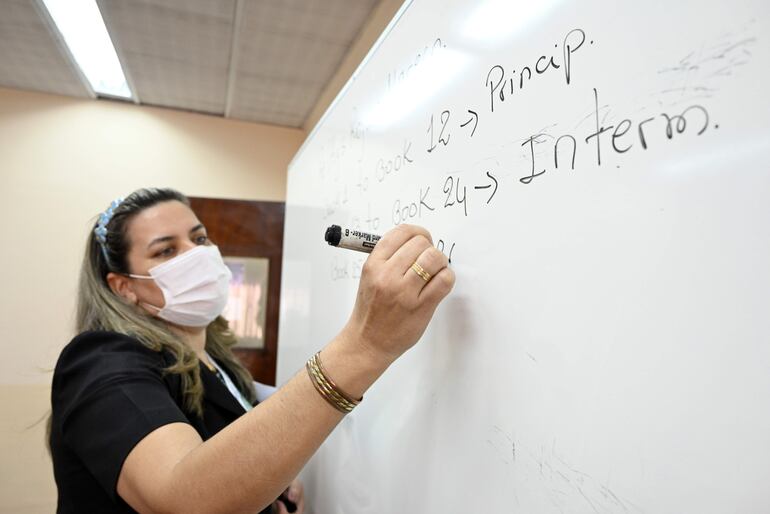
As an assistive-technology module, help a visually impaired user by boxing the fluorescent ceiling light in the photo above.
[41,0,132,99]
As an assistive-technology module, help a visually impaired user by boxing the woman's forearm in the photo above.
[165,333,392,514]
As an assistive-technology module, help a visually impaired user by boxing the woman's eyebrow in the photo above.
[147,224,206,249]
[147,235,174,249]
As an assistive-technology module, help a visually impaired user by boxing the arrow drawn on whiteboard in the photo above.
[460,109,479,137]
[473,171,499,204]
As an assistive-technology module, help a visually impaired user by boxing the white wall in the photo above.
[0,86,305,512]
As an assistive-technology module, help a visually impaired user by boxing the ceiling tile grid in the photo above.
[1,0,381,127]
[97,0,236,114]
[0,0,90,98]
[228,0,378,126]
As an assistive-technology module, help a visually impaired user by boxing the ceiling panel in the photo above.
[0,0,382,127]
[0,0,90,98]
[97,0,236,114]
[228,0,378,126]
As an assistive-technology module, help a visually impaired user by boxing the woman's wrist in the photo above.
[318,327,394,402]
[341,321,403,368]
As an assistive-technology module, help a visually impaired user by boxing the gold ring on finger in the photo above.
[410,261,432,283]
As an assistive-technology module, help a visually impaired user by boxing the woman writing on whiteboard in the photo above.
[48,187,455,513]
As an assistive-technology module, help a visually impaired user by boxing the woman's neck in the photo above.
[169,324,207,356]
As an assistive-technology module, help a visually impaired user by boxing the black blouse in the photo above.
[49,330,271,514]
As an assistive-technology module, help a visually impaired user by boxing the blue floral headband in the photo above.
[94,197,124,263]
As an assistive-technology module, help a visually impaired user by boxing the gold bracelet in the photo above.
[307,360,355,411]
[307,359,355,413]
[306,351,362,413]
[313,352,362,405]
[306,353,358,413]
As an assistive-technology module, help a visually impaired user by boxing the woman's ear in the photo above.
[106,272,138,304]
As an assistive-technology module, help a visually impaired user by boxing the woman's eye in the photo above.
[157,247,175,257]
[195,235,209,244]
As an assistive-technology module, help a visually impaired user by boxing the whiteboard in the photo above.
[277,1,770,512]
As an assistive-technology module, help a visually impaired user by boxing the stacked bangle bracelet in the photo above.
[306,351,362,413]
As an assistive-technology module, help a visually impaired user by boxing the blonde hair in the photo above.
[50,188,256,442]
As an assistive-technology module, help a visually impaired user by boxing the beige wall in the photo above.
[0,86,304,512]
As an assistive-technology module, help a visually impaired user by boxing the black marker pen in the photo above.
[325,225,381,253]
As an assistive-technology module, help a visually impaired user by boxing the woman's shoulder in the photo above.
[56,330,165,370]
[53,331,171,392]
[52,330,179,419]
[62,329,151,350]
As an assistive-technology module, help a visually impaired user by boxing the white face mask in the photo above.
[129,245,232,327]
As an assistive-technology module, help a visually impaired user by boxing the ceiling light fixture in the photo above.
[41,0,132,99]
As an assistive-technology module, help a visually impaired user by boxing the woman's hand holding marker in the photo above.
[329,224,456,365]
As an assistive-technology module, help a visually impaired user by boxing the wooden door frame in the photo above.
[189,197,284,385]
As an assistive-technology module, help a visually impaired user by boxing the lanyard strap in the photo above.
[206,352,253,412]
